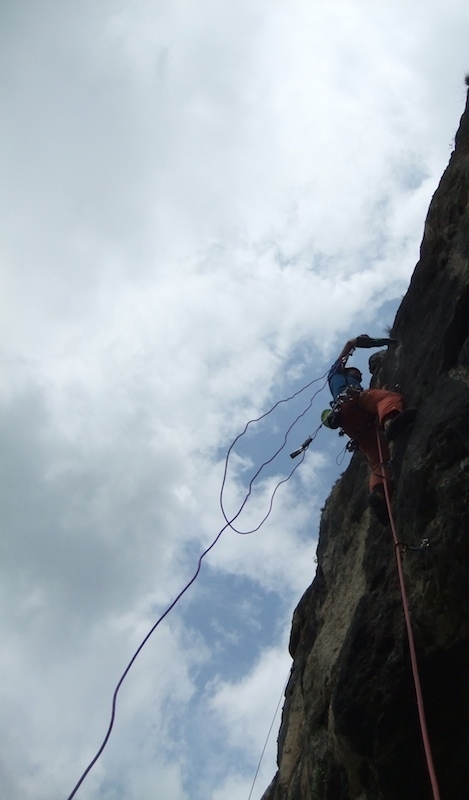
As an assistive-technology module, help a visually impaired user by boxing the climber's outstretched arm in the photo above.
[337,338,357,362]
[336,334,398,363]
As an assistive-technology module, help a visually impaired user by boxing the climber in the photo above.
[322,335,417,525]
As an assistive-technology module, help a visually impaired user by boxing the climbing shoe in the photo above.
[368,489,390,526]
[384,408,417,442]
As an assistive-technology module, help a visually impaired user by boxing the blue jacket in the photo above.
[328,358,362,400]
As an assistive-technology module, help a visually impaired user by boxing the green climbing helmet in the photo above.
[321,408,340,429]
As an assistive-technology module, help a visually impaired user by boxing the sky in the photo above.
[1,2,468,799]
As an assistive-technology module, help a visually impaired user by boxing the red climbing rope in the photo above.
[376,428,441,800]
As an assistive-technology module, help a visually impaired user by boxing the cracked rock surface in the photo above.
[262,91,469,800]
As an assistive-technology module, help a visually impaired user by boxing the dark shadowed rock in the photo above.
[262,89,469,800]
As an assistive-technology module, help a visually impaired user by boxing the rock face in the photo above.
[262,91,469,800]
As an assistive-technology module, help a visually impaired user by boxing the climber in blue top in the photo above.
[322,334,417,524]
[327,357,363,400]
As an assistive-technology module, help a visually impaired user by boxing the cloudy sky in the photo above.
[1,2,468,799]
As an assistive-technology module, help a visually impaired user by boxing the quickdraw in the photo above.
[395,538,430,553]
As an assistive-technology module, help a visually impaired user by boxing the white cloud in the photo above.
[1,0,468,797]
[208,642,291,799]
[209,643,291,750]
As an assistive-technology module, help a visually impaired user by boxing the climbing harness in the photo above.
[335,384,363,403]
[375,428,441,800]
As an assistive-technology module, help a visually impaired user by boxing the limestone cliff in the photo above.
[262,90,469,800]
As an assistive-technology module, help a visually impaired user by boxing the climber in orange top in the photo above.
[322,335,417,524]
